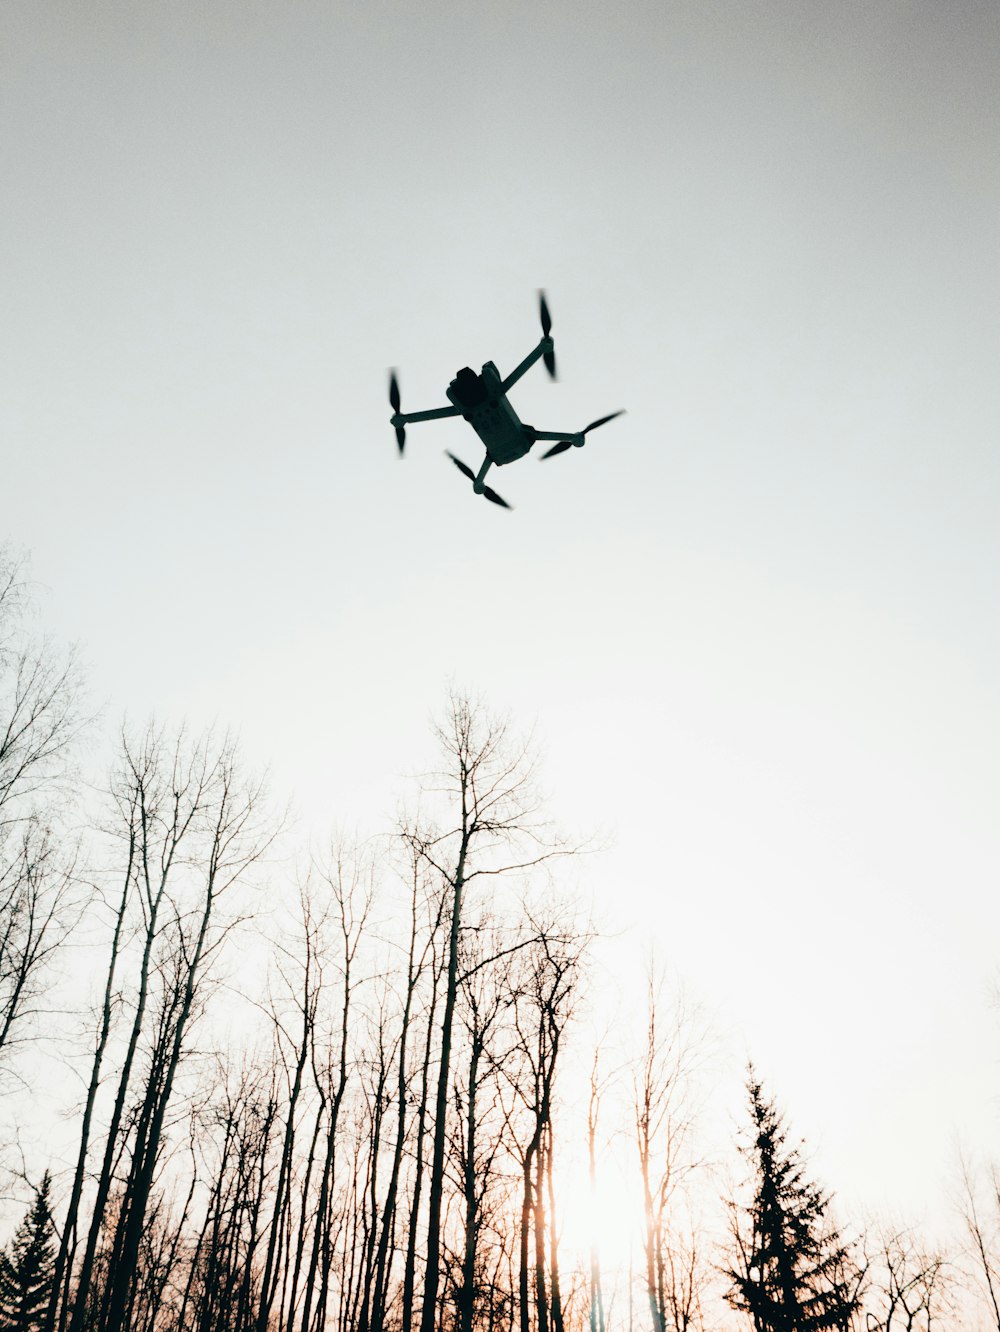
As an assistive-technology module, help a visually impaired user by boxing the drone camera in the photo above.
[450,367,488,412]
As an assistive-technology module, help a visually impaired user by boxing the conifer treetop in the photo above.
[726,1070,865,1332]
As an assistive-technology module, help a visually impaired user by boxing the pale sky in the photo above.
[4,0,1000,1228]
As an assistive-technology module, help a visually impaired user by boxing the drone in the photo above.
[388,293,624,509]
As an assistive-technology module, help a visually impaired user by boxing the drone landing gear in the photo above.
[445,453,512,510]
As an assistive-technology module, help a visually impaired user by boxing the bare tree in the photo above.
[407,693,567,1332]
[634,974,711,1332]
[11,682,612,1332]
[0,819,81,1070]
[0,547,87,1081]
[64,724,274,1332]
[401,908,447,1332]
[253,884,330,1332]
[0,548,85,823]
[368,848,446,1332]
[47,827,136,1332]
[865,1223,955,1331]
[587,1051,607,1332]
[507,922,584,1332]
[451,912,518,1332]
[277,874,367,1332]
[297,848,371,1332]
[958,1156,1000,1331]
[178,1058,278,1332]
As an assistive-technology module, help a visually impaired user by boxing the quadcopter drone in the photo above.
[388,293,624,509]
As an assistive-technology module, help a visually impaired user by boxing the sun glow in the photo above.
[553,1154,643,1277]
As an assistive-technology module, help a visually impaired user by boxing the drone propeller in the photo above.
[482,485,512,509]
[446,453,512,509]
[538,291,556,379]
[446,452,476,482]
[388,371,406,455]
[540,410,626,460]
[583,410,625,433]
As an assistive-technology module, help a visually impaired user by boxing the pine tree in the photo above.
[726,1072,863,1332]
[0,1173,57,1332]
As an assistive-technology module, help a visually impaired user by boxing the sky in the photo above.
[3,0,1000,1229]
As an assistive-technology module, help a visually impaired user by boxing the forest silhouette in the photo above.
[0,544,991,1332]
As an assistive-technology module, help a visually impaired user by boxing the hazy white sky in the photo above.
[4,0,1000,1225]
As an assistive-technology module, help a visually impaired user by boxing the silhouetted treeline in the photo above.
[0,547,989,1332]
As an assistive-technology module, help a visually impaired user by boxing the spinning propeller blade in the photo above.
[539,291,556,379]
[388,371,406,455]
[482,485,511,509]
[540,440,574,460]
[539,291,552,338]
[446,452,476,482]
[583,410,625,434]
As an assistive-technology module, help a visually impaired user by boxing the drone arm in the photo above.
[529,429,583,443]
[501,337,553,391]
[393,404,461,425]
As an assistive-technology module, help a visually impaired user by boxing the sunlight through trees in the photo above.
[0,552,988,1332]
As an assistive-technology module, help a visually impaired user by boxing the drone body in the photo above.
[447,363,532,466]
[389,294,623,508]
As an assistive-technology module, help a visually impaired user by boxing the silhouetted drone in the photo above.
[388,293,624,509]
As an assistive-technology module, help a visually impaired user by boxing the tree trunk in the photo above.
[402,947,441,1332]
[458,1032,483,1332]
[533,1129,550,1332]
[102,881,216,1332]
[588,1058,605,1332]
[418,824,470,1332]
[46,843,134,1332]
[546,1125,564,1332]
[519,1151,535,1332]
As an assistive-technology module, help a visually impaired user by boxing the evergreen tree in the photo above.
[0,1173,56,1332]
[726,1072,863,1332]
